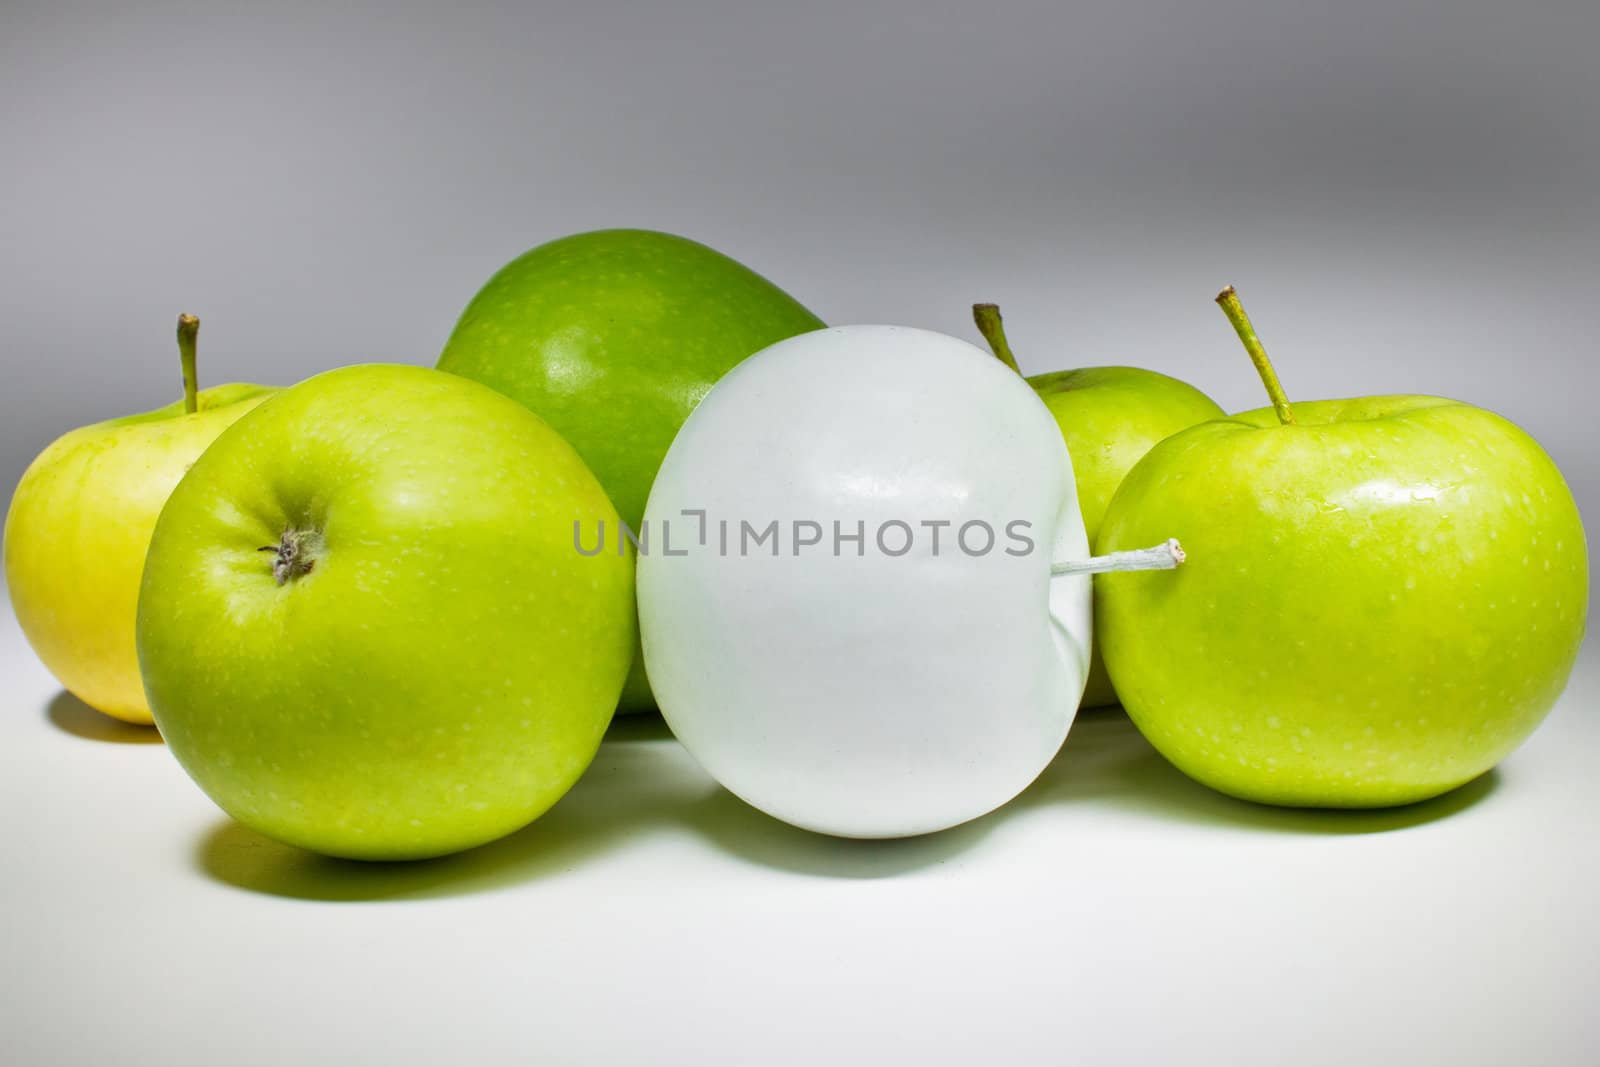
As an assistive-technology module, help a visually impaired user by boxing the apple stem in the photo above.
[972,303,1023,375]
[177,314,200,415]
[1215,286,1295,426]
[1052,538,1185,577]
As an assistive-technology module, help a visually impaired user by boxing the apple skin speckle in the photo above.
[136,365,636,860]
[1096,395,1588,808]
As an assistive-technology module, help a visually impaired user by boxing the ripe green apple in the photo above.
[4,316,276,723]
[972,303,1224,707]
[137,364,635,860]
[436,229,825,710]
[1096,288,1588,807]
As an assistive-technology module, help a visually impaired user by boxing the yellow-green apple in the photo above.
[972,303,1224,707]
[1096,287,1588,807]
[437,229,824,710]
[4,316,276,723]
[136,364,635,859]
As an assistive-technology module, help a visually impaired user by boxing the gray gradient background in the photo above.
[3,5,1599,1066]
[2,1,1597,525]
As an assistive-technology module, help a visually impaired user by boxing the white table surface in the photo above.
[2,596,1595,1067]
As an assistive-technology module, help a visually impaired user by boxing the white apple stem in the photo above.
[1051,538,1185,577]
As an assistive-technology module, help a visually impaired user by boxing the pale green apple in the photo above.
[437,229,825,710]
[137,363,635,859]
[973,303,1224,707]
[4,316,275,723]
[1095,288,1588,807]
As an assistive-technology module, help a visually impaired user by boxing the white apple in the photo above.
[636,325,1178,838]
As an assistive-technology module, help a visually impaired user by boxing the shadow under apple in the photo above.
[45,690,163,744]
[194,704,1498,902]
[683,788,994,878]
[195,713,707,902]
[1020,706,1500,833]
[194,711,993,902]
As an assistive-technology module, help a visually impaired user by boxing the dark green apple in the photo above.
[437,229,824,710]
[973,304,1224,707]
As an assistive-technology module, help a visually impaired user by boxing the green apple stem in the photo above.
[177,314,200,415]
[1215,286,1294,425]
[1052,538,1185,577]
[972,303,1023,375]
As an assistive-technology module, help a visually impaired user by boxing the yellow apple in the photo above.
[4,316,276,724]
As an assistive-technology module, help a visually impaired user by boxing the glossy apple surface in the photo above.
[638,326,1092,838]
[1097,394,1588,806]
[1030,368,1226,539]
[137,364,635,859]
[5,322,275,723]
[437,229,825,710]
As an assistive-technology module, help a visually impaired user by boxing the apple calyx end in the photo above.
[259,527,322,586]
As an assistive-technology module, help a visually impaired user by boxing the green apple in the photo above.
[436,229,824,709]
[5,315,276,723]
[972,303,1224,707]
[137,364,635,860]
[1095,287,1588,807]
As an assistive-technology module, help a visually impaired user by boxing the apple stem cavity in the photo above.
[1215,286,1295,426]
[972,303,1023,375]
[177,313,200,415]
[1051,538,1186,577]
